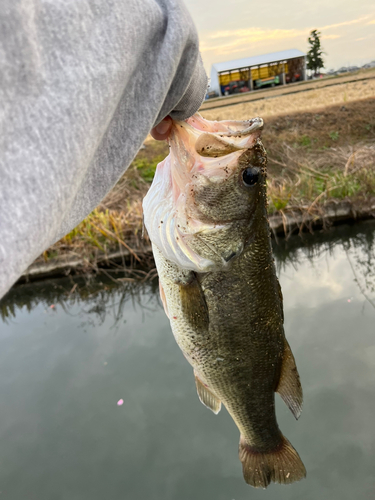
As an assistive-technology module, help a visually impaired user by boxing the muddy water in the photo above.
[0,222,375,500]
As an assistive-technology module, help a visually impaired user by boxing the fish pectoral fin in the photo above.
[194,372,221,415]
[179,274,209,331]
[276,339,303,420]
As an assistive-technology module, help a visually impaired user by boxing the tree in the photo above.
[307,30,324,76]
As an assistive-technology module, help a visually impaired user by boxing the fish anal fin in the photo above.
[194,372,221,415]
[179,274,209,331]
[276,339,303,420]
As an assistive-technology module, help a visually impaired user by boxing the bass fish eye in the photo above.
[242,167,259,186]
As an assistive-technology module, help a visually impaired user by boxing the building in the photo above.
[209,49,306,96]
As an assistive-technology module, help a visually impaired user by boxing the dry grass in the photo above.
[201,78,375,121]
[35,81,375,272]
[267,148,375,212]
[257,98,375,215]
[39,167,151,268]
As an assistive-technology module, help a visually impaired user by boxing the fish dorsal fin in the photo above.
[194,372,221,415]
[276,339,303,420]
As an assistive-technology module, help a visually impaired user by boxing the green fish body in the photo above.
[143,113,306,488]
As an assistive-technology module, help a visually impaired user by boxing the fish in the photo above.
[142,113,306,488]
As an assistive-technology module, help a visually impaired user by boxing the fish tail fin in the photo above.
[239,434,306,488]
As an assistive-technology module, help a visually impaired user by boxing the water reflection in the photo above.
[1,272,160,327]
[273,221,375,311]
[2,221,375,321]
[0,221,374,500]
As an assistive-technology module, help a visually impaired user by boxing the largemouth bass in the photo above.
[143,113,306,488]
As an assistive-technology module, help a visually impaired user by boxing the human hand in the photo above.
[150,116,173,141]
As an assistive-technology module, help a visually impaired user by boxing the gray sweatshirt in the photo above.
[0,0,208,298]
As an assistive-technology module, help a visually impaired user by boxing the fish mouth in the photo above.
[187,115,263,158]
[186,114,263,137]
[169,115,263,199]
[211,117,263,138]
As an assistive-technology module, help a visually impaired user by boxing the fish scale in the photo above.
[143,113,306,488]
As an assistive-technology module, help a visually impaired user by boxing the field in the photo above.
[201,72,375,119]
[31,71,375,277]
[201,69,375,112]
[200,77,375,216]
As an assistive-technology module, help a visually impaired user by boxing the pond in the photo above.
[1,221,375,500]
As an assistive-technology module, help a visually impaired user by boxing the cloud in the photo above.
[201,28,305,55]
[200,13,373,57]
[321,14,372,30]
[208,28,300,40]
[199,12,375,71]
[205,13,371,43]
[356,34,375,41]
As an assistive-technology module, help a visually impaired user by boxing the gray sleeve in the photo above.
[0,0,208,298]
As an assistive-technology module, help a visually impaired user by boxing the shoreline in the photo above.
[19,200,375,284]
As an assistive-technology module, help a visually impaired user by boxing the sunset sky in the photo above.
[184,0,375,73]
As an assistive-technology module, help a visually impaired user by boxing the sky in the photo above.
[183,0,375,74]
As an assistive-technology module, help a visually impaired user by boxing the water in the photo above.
[1,222,375,500]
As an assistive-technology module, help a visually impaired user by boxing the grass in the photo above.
[238,95,375,220]
[267,167,375,215]
[42,165,153,267]
[133,155,165,182]
[31,79,375,273]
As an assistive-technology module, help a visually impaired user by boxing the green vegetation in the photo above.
[307,29,324,76]
[133,155,164,182]
[298,135,312,147]
[329,131,339,141]
[267,168,374,215]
